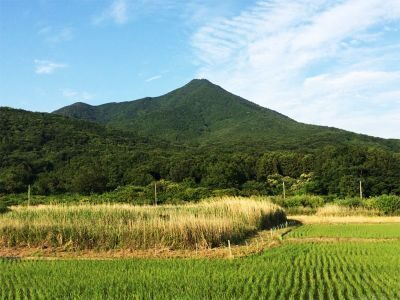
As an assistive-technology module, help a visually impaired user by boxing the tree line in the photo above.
[1,108,399,198]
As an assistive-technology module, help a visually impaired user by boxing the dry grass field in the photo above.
[0,197,285,252]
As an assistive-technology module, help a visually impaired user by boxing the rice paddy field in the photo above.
[285,223,400,239]
[1,240,399,299]
[1,200,400,299]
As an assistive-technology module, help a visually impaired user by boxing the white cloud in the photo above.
[109,0,129,24]
[38,26,74,44]
[48,27,74,43]
[62,89,95,101]
[93,0,185,25]
[93,0,129,25]
[34,59,67,75]
[38,26,52,35]
[145,75,162,82]
[191,0,400,138]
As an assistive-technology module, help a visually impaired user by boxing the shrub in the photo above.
[275,195,325,208]
[240,181,270,197]
[212,188,239,197]
[0,202,9,214]
[181,187,211,202]
[334,197,364,208]
[368,195,400,215]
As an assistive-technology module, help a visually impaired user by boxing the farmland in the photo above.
[285,223,400,239]
[1,240,399,299]
[1,215,400,298]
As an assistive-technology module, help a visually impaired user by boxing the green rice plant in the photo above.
[286,223,400,239]
[1,241,398,299]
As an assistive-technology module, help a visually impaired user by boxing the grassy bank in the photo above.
[2,192,399,216]
[0,197,285,250]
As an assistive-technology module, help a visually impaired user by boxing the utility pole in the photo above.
[282,181,286,200]
[154,182,157,206]
[359,180,363,199]
[28,184,31,207]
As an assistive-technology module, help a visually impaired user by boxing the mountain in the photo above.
[1,102,400,197]
[54,79,400,152]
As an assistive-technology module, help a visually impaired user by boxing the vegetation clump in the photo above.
[0,202,9,214]
[367,195,400,215]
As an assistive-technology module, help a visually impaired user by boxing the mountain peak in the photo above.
[53,102,96,121]
[188,78,213,84]
[71,102,92,107]
[183,78,221,90]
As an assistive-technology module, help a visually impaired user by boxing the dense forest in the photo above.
[1,111,399,199]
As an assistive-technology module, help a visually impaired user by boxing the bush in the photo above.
[368,195,400,215]
[240,181,270,197]
[275,195,325,208]
[334,197,364,208]
[212,188,239,197]
[0,202,9,214]
[181,187,211,202]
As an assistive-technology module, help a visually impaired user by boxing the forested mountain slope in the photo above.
[1,80,400,197]
[0,108,173,194]
[54,79,400,152]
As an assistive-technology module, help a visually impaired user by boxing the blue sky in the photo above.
[0,0,399,138]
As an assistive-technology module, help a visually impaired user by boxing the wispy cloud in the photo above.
[145,75,162,82]
[93,0,183,25]
[37,26,52,35]
[34,59,67,75]
[48,27,73,43]
[93,0,129,25]
[108,0,128,24]
[38,26,74,44]
[191,0,400,138]
[61,89,95,101]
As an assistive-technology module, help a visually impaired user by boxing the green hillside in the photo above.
[0,107,173,195]
[1,80,400,198]
[54,79,400,152]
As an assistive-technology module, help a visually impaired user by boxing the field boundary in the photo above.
[290,215,400,224]
[0,227,292,260]
[2,216,399,260]
[285,237,400,243]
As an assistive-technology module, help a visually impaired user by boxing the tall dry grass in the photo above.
[315,204,380,217]
[0,197,285,250]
